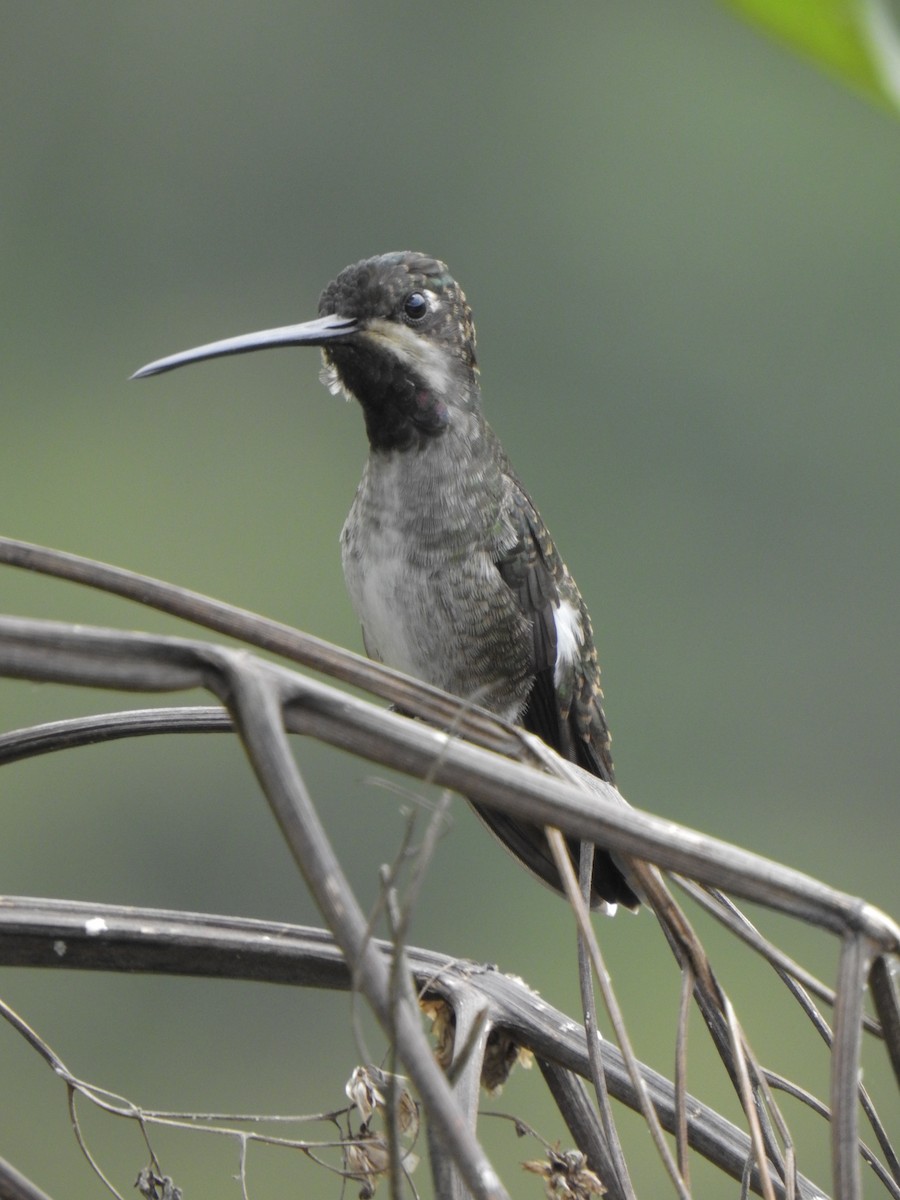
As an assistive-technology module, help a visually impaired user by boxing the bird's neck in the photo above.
[353,411,510,558]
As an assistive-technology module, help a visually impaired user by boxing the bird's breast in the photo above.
[340,450,534,718]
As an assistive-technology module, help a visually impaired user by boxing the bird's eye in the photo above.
[403,292,428,321]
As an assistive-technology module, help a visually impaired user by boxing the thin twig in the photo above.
[674,964,693,1188]
[547,828,691,1200]
[831,934,876,1200]
[576,839,634,1200]
[723,996,777,1200]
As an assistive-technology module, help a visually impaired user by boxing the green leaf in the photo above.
[723,0,900,114]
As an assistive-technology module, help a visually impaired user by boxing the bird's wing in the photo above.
[483,478,638,909]
[494,482,615,784]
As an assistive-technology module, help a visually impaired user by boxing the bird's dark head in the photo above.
[316,252,478,451]
[132,251,479,453]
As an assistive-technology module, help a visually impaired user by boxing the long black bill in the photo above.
[131,313,359,379]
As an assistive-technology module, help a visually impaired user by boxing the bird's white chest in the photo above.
[339,452,480,684]
[342,519,439,677]
[338,443,550,719]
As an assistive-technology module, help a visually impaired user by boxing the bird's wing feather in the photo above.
[478,475,638,909]
[495,481,614,781]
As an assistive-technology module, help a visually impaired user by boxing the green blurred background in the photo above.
[1,3,897,1196]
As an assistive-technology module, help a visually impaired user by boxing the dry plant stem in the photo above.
[383,891,412,1200]
[740,1052,800,1200]
[5,704,894,1170]
[630,860,795,1188]
[17,699,891,1188]
[2,596,898,1197]
[676,873,897,1142]
[547,828,691,1200]
[395,791,455,946]
[383,790,470,1199]
[349,814,426,1071]
[742,1154,754,1200]
[712,904,899,1199]
[0,705,234,764]
[723,996,778,1200]
[760,1074,900,1200]
[673,915,798,1192]
[11,716,894,1185]
[574,840,634,1200]
[3,614,896,955]
[677,882,839,1010]
[67,1085,123,1200]
[759,1096,797,1200]
[0,995,432,1197]
[237,1137,250,1200]
[831,934,875,1200]
[0,1002,153,1200]
[536,1061,616,1181]
[0,614,507,1197]
[430,986,493,1200]
[0,899,833,1198]
[684,880,900,1180]
[1,540,897,949]
[223,656,508,1200]
[674,965,694,1188]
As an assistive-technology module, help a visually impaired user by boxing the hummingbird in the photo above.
[133,251,638,910]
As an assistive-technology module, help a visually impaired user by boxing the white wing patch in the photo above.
[553,598,584,687]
